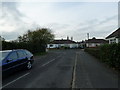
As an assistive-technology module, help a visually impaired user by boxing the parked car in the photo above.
[0,49,34,76]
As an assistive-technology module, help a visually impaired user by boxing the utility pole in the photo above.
[71,37,73,41]
[87,33,89,40]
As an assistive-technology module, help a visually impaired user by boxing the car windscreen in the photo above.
[25,50,33,56]
[0,52,10,61]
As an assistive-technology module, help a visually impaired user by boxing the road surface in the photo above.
[2,49,119,89]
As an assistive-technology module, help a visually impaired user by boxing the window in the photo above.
[50,44,53,47]
[24,50,32,56]
[8,52,18,60]
[17,51,26,58]
[0,51,10,61]
[110,38,116,44]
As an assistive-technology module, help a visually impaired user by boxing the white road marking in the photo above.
[41,55,62,67]
[72,52,78,89]
[2,72,30,88]
[2,54,62,88]
[41,59,55,67]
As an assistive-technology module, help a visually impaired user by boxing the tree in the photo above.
[0,36,5,42]
[17,28,54,53]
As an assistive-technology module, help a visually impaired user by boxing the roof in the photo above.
[106,28,120,39]
[50,39,76,44]
[77,41,85,44]
[0,49,26,52]
[86,38,108,43]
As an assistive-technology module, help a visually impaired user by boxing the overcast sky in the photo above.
[0,0,119,41]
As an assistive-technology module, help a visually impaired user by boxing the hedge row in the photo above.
[2,41,46,54]
[85,43,120,70]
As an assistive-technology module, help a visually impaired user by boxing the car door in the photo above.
[2,51,18,72]
[17,50,28,66]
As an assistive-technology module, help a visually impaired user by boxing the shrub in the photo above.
[84,47,100,59]
[85,43,120,70]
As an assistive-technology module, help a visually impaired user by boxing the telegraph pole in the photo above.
[87,33,89,40]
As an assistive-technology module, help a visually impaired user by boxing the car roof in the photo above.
[0,49,26,53]
[0,50,12,53]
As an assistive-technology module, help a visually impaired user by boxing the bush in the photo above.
[84,47,101,59]
[85,43,120,71]
[2,28,54,54]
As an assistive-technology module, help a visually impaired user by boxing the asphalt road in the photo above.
[2,49,119,89]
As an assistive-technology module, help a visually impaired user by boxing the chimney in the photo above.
[71,37,73,41]
[67,36,69,40]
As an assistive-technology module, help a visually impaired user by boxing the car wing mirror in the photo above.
[7,58,13,62]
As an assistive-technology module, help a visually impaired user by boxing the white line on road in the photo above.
[41,59,55,67]
[41,55,62,67]
[72,52,78,89]
[2,54,62,88]
[2,72,30,88]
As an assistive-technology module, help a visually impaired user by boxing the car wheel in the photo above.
[26,61,32,70]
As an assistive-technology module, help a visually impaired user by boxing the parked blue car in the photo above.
[0,49,34,76]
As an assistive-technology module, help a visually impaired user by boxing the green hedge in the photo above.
[85,43,120,70]
[84,47,100,59]
[2,41,46,54]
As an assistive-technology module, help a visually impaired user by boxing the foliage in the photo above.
[84,47,100,59]
[85,43,120,70]
[2,28,54,54]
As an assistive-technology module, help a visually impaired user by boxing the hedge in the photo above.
[2,41,46,54]
[85,43,120,71]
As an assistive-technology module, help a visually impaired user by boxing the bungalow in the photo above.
[106,28,120,44]
[47,39,78,49]
[77,41,86,48]
[85,37,108,48]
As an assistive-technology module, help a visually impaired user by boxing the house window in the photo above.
[110,39,116,44]
[50,44,53,47]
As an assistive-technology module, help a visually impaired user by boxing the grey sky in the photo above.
[0,1,118,41]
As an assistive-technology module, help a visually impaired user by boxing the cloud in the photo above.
[98,15,117,25]
[51,14,117,37]
[42,14,117,41]
[0,2,39,40]
[0,2,24,33]
[1,2,24,25]
[0,2,118,41]
[53,15,118,41]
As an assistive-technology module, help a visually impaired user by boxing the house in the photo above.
[47,38,78,49]
[106,28,120,44]
[85,37,108,48]
[77,41,86,48]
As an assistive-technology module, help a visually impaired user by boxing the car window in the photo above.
[0,52,10,61]
[8,52,18,61]
[25,50,32,56]
[17,51,26,58]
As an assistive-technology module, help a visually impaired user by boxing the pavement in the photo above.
[75,50,118,89]
[2,49,119,89]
